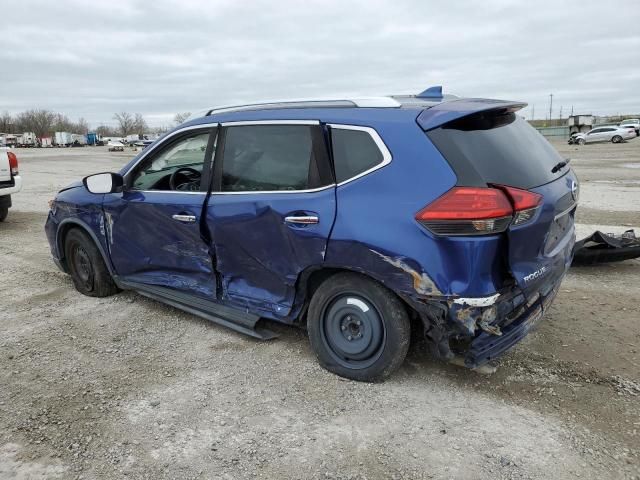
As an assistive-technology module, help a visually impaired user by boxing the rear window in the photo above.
[331,127,384,183]
[427,112,565,189]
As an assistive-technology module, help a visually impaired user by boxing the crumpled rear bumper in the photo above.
[464,283,560,368]
[415,270,565,369]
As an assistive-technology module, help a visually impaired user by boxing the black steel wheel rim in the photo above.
[320,292,386,370]
[72,244,94,291]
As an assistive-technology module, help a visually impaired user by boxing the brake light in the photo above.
[496,185,542,226]
[415,187,513,235]
[7,151,18,176]
[416,185,543,235]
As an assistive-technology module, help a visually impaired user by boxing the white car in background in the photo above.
[619,118,639,136]
[0,147,22,221]
[573,126,636,145]
[107,141,125,152]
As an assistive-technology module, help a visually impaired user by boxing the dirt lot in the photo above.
[1,140,639,480]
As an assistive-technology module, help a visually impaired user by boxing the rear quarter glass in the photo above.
[426,112,565,189]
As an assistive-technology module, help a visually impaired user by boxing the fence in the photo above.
[535,126,570,140]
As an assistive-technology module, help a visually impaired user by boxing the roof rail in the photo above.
[205,97,402,116]
[196,88,457,118]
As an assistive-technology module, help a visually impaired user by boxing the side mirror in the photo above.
[82,172,124,194]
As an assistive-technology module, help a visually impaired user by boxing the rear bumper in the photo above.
[464,281,560,368]
[0,175,22,196]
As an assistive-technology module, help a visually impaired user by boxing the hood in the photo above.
[59,180,83,193]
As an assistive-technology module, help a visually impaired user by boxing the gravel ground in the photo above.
[1,140,639,480]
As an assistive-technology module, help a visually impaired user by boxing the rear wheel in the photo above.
[64,228,119,297]
[307,272,410,381]
[612,135,623,143]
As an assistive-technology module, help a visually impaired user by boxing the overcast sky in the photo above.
[1,0,639,127]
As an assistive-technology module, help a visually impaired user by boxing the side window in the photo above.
[588,129,600,135]
[132,131,211,191]
[221,125,323,192]
[331,127,385,183]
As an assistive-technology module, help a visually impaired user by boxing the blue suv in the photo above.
[45,87,578,381]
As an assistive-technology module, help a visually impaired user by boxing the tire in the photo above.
[612,135,622,143]
[307,272,410,382]
[0,206,7,222]
[577,138,585,145]
[64,228,119,297]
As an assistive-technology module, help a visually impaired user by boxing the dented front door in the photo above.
[102,126,217,297]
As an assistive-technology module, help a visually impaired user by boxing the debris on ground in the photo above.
[572,229,640,266]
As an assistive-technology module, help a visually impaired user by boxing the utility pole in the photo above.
[531,105,535,120]
[559,106,563,121]
[570,105,574,117]
[549,94,553,121]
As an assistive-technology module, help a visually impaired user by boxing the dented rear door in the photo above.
[205,121,335,318]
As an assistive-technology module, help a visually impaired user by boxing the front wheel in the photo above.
[64,228,119,297]
[307,272,410,381]
[612,135,623,143]
[0,206,7,222]
[577,138,586,145]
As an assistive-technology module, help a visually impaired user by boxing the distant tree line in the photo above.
[0,110,192,138]
[0,110,89,138]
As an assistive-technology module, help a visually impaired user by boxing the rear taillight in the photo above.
[496,185,542,226]
[415,187,513,235]
[415,186,543,236]
[7,151,18,176]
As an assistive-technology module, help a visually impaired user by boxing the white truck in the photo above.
[19,132,37,147]
[0,148,21,221]
[54,131,73,147]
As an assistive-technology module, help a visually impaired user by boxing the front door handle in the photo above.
[284,215,319,225]
[172,214,197,223]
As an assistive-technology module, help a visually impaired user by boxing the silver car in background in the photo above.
[574,126,636,145]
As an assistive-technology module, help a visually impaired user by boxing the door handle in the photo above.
[284,215,319,225]
[172,214,197,223]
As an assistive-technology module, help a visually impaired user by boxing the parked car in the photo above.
[619,118,640,136]
[45,89,578,381]
[573,126,636,144]
[107,141,125,152]
[0,147,22,221]
[567,132,580,145]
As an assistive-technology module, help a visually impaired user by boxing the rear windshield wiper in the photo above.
[551,158,570,173]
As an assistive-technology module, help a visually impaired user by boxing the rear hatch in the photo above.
[423,108,578,299]
[0,149,12,183]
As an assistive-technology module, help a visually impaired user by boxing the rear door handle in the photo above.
[284,215,319,225]
[172,214,197,223]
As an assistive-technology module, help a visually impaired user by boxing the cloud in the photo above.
[1,0,638,126]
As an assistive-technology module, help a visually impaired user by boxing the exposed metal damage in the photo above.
[369,250,443,296]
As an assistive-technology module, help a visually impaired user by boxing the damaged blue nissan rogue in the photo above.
[45,86,578,381]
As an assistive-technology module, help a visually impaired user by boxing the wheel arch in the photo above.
[56,218,115,276]
[291,265,419,328]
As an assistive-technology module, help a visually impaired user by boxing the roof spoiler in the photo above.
[417,98,527,131]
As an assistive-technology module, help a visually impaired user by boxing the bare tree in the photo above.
[76,117,89,134]
[52,113,73,132]
[95,125,117,137]
[113,112,135,136]
[0,111,14,133]
[133,113,147,135]
[174,112,191,125]
[16,109,56,138]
